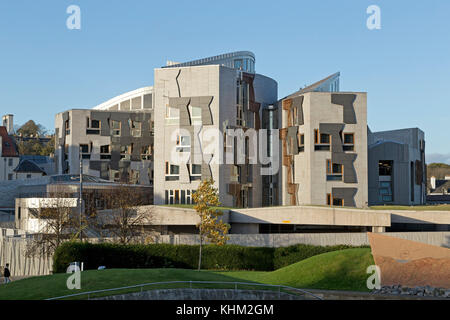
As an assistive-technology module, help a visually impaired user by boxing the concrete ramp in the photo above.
[367,232,450,288]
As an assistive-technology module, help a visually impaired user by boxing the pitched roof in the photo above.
[13,159,46,174]
[431,179,450,194]
[0,126,19,157]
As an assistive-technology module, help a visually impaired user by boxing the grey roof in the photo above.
[13,160,46,174]
[430,179,450,194]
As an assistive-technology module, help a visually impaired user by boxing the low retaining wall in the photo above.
[155,232,450,248]
[94,289,306,300]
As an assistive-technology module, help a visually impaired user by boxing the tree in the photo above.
[25,193,84,257]
[17,120,44,137]
[192,178,230,271]
[99,186,154,244]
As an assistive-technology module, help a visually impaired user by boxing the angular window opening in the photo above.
[111,120,121,136]
[130,120,142,137]
[379,160,393,176]
[100,145,111,160]
[188,105,202,126]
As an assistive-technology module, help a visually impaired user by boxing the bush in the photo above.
[53,242,273,273]
[53,242,368,273]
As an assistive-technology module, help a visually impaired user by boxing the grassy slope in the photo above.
[0,248,373,300]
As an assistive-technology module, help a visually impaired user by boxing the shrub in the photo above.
[53,242,273,273]
[53,242,368,273]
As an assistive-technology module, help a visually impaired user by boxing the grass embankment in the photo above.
[0,248,373,300]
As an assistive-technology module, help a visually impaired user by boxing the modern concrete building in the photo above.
[153,51,278,207]
[368,128,426,206]
[54,87,154,185]
[48,50,428,222]
[279,73,368,208]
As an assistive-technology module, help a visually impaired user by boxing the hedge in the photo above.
[53,242,369,273]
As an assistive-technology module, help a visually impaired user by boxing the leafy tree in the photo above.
[17,120,44,137]
[192,178,230,271]
[16,135,55,156]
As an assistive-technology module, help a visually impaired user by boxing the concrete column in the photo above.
[371,226,386,233]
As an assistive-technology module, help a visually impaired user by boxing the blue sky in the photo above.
[0,0,449,163]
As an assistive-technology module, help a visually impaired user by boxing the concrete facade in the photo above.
[153,61,277,207]
[55,107,153,186]
[280,91,368,208]
[368,128,426,206]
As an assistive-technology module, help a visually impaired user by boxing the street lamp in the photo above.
[79,146,83,241]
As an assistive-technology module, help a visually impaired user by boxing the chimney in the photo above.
[2,114,14,135]
[430,176,436,190]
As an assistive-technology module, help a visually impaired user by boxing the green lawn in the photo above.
[0,248,373,300]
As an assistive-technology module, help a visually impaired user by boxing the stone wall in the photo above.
[154,232,450,248]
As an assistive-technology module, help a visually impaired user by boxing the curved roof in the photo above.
[92,86,153,111]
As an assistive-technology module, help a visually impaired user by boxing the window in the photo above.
[186,190,192,204]
[326,160,343,181]
[176,135,191,153]
[86,118,101,134]
[141,145,152,160]
[188,105,202,125]
[236,104,243,126]
[234,59,243,70]
[320,134,330,144]
[191,164,202,180]
[8,158,13,166]
[333,197,344,206]
[165,105,179,125]
[100,145,111,159]
[111,120,121,136]
[8,174,13,181]
[230,165,240,183]
[149,120,154,135]
[26,174,32,179]
[120,144,132,159]
[65,119,70,135]
[166,189,194,205]
[314,129,330,151]
[91,120,100,128]
[165,162,180,181]
[130,120,142,137]
[298,133,305,152]
[343,133,355,151]
[344,133,354,144]
[379,160,393,176]
[80,144,91,159]
[327,193,331,205]
[379,180,393,202]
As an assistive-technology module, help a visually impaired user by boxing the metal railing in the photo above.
[45,280,323,300]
